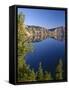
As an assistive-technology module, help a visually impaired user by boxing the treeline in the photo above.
[17,13,64,82]
[18,59,63,82]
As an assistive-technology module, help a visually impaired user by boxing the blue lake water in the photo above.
[25,38,65,75]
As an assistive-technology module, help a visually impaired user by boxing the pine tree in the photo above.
[44,71,53,80]
[18,13,31,59]
[27,69,36,81]
[36,62,43,80]
[56,59,63,80]
[17,13,34,81]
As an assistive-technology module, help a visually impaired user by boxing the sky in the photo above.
[18,8,65,29]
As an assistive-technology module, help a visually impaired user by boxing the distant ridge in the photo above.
[24,25,65,42]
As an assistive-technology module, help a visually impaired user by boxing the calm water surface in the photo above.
[25,38,65,75]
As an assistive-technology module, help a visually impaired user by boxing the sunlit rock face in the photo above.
[48,26,65,41]
[25,25,65,42]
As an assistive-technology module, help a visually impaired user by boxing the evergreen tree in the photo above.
[18,13,32,59]
[27,69,36,81]
[36,62,43,80]
[44,71,53,80]
[17,13,34,81]
[56,59,63,80]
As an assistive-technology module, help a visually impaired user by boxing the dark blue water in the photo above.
[25,38,65,75]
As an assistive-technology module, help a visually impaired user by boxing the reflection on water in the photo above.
[27,26,65,42]
[25,38,65,75]
[25,26,65,75]
[32,35,64,42]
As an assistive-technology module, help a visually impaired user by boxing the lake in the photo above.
[25,38,65,76]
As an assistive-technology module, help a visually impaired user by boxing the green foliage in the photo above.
[17,13,35,82]
[56,59,63,80]
[44,71,53,80]
[27,69,36,81]
[36,62,43,80]
[18,13,31,58]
